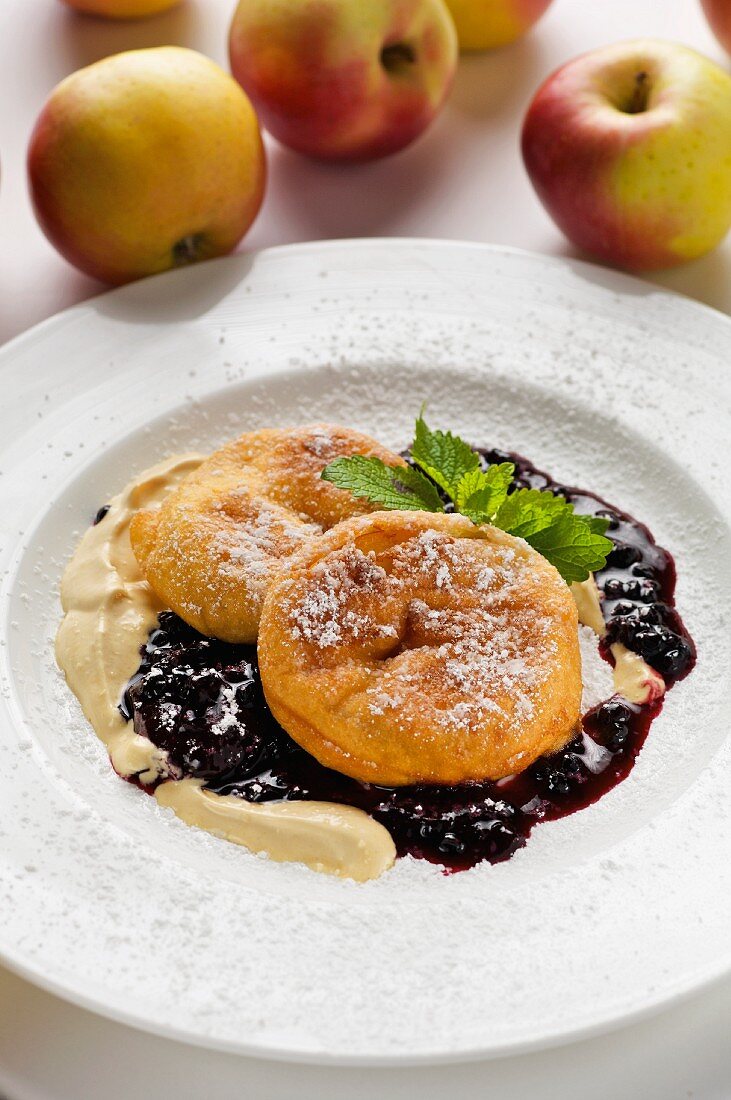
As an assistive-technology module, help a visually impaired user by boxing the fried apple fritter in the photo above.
[130,425,404,643]
[258,511,581,786]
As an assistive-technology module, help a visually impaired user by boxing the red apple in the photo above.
[228,0,458,161]
[522,39,731,271]
[700,0,731,53]
[28,48,266,285]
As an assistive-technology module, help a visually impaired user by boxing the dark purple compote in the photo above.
[118,447,695,872]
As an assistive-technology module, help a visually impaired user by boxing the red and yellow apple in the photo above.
[28,47,266,285]
[700,0,731,54]
[444,0,553,50]
[60,0,181,17]
[228,0,458,161]
[522,40,731,271]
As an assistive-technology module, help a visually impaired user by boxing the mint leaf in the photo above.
[494,488,568,539]
[493,488,612,582]
[321,455,443,513]
[526,513,613,584]
[575,513,612,537]
[411,412,479,496]
[454,462,514,523]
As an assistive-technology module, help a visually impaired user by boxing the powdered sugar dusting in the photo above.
[197,496,319,614]
[283,524,570,742]
[409,599,553,729]
[290,544,395,648]
[302,426,335,458]
[579,624,615,712]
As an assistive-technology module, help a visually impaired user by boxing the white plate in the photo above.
[0,240,729,1065]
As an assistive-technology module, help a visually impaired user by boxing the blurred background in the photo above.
[2,0,731,347]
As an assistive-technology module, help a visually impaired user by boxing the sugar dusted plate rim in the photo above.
[0,239,730,1063]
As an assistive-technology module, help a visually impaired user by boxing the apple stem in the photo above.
[380,42,417,75]
[172,234,204,266]
[625,71,650,114]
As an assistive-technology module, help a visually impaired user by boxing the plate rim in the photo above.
[3,237,731,365]
[0,939,728,1067]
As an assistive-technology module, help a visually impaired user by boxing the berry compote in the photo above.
[117,447,695,872]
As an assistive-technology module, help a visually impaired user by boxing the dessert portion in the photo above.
[56,416,695,881]
[259,511,581,785]
[130,425,403,642]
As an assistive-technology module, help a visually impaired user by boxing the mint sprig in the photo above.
[320,413,612,584]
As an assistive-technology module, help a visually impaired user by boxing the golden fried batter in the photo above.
[258,512,581,786]
[130,425,403,643]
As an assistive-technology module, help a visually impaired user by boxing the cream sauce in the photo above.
[571,577,665,704]
[156,779,396,882]
[55,456,396,882]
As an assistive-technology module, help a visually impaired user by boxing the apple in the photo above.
[228,0,458,161]
[59,0,181,17]
[28,47,266,285]
[522,39,731,271]
[700,0,731,53]
[443,0,554,50]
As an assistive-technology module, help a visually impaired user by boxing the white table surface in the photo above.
[1,0,730,1096]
